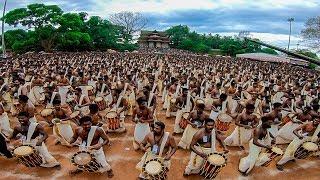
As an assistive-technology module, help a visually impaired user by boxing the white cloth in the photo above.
[178,124,199,149]
[0,112,13,137]
[238,132,271,174]
[133,117,151,150]
[224,126,253,146]
[58,86,69,105]
[53,121,74,145]
[276,121,301,144]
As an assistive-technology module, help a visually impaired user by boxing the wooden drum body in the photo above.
[106,111,120,130]
[13,145,43,167]
[235,100,246,113]
[179,112,190,129]
[95,97,107,111]
[200,153,227,179]
[294,141,319,159]
[216,113,232,131]
[262,147,283,167]
[142,158,167,180]
[71,151,101,172]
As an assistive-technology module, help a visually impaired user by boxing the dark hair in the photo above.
[273,102,282,108]
[197,103,205,109]
[312,104,319,111]
[261,116,268,123]
[89,104,99,113]
[154,121,165,130]
[204,118,215,125]
[52,99,61,105]
[136,97,147,105]
[220,93,227,100]
[246,103,255,110]
[79,116,92,125]
[19,95,29,103]
[18,111,29,118]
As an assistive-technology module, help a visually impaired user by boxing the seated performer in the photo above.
[178,103,209,149]
[132,97,153,150]
[238,117,274,176]
[183,118,228,176]
[276,118,320,171]
[173,87,193,134]
[136,121,177,179]
[11,112,60,167]
[224,104,259,149]
[68,116,114,177]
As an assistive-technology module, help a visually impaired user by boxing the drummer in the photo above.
[178,102,209,149]
[276,118,320,171]
[50,99,72,126]
[88,104,104,127]
[183,118,228,176]
[238,117,274,176]
[263,102,282,137]
[224,103,259,149]
[68,116,114,177]
[136,121,177,179]
[10,111,60,168]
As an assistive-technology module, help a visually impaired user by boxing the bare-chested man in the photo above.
[136,121,177,179]
[68,116,114,177]
[263,102,282,137]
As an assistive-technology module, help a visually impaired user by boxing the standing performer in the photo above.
[183,118,228,176]
[132,97,153,150]
[11,112,60,167]
[276,118,320,171]
[238,117,274,176]
[68,116,114,177]
[136,121,177,179]
[224,104,259,149]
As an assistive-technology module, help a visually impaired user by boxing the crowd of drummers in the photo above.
[0,50,319,179]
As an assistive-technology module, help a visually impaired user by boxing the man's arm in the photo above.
[190,130,206,158]
[91,128,110,150]
[68,128,80,145]
[216,131,228,152]
[36,124,48,146]
[139,133,150,152]
[293,124,305,139]
[252,129,271,150]
[164,135,177,160]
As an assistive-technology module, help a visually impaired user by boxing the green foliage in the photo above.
[166,25,190,47]
[295,49,319,59]
[260,48,278,55]
[2,3,136,54]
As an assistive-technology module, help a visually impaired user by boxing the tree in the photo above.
[166,25,189,47]
[301,16,320,52]
[109,11,147,40]
[3,3,63,28]
[295,49,319,59]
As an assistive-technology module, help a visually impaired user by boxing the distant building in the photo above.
[138,30,170,48]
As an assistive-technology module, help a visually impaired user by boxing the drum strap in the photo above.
[159,132,169,157]
[0,82,7,93]
[210,130,216,153]
[26,122,39,143]
[148,92,154,108]
[115,95,123,109]
[86,126,98,147]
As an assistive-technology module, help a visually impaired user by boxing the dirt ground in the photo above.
[0,103,319,180]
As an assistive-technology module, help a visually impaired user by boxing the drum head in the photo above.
[106,111,117,118]
[70,111,80,118]
[86,86,94,90]
[302,142,318,151]
[52,118,61,124]
[14,146,33,156]
[73,152,92,166]
[218,113,232,122]
[182,112,189,119]
[145,160,163,175]
[95,97,103,102]
[208,154,226,166]
[170,99,176,103]
[41,109,52,116]
[272,147,283,155]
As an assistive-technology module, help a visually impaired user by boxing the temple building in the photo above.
[138,30,170,48]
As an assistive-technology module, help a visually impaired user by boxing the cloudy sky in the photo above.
[2,0,320,49]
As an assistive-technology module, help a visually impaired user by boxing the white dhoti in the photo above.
[0,112,13,137]
[133,122,151,150]
[53,121,74,145]
[224,126,253,147]
[184,146,211,175]
[58,86,69,105]
[277,137,306,165]
[173,110,185,134]
[163,92,170,110]
[276,122,300,144]
[93,147,112,172]
[178,125,199,149]
[239,136,271,174]
[268,124,279,137]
